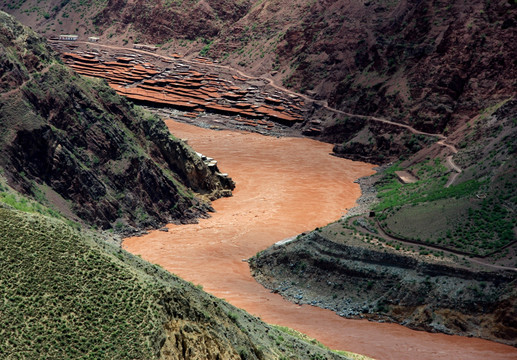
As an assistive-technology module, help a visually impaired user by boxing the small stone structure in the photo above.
[394,170,418,184]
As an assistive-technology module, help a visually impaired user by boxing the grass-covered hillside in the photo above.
[0,182,357,360]
[0,206,162,359]
[374,99,516,261]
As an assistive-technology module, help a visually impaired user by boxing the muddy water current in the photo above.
[124,120,517,360]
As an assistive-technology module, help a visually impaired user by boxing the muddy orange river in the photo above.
[124,120,516,360]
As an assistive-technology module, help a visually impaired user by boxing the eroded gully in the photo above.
[123,120,516,360]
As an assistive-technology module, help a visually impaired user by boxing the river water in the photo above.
[123,120,517,360]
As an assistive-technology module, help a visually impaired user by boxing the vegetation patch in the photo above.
[0,187,356,360]
[374,159,481,212]
[373,150,516,257]
[0,208,162,359]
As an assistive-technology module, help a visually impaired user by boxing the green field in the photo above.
[374,152,516,257]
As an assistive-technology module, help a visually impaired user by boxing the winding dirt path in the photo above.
[57,40,464,183]
[123,120,517,360]
[444,156,462,187]
[1,65,50,98]
[436,139,462,187]
[347,215,517,272]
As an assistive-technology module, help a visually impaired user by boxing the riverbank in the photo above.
[123,120,517,360]
[250,229,517,346]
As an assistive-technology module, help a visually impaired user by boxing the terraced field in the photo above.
[57,47,306,131]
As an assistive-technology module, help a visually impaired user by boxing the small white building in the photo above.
[133,44,158,52]
[88,37,100,42]
[59,34,78,41]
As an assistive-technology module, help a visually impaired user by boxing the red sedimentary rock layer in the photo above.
[61,51,305,126]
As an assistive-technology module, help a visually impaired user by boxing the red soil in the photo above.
[123,120,517,360]
[60,51,305,125]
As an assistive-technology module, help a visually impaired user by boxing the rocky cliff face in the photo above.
[0,11,234,231]
[3,0,515,163]
[273,0,517,133]
[250,231,517,346]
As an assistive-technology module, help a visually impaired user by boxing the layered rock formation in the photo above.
[250,231,517,346]
[0,11,234,231]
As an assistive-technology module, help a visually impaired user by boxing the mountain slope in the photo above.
[250,99,517,345]
[0,11,234,231]
[4,0,514,138]
[0,195,355,360]
[3,0,515,167]
[0,12,360,360]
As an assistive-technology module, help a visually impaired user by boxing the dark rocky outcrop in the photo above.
[0,11,234,231]
[326,118,434,164]
[250,231,517,346]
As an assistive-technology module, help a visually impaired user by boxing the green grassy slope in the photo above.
[0,207,162,359]
[373,100,516,258]
[0,184,353,359]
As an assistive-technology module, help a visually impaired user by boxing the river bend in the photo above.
[124,120,516,360]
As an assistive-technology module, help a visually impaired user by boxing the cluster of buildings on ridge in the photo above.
[57,34,97,41]
[56,34,158,51]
